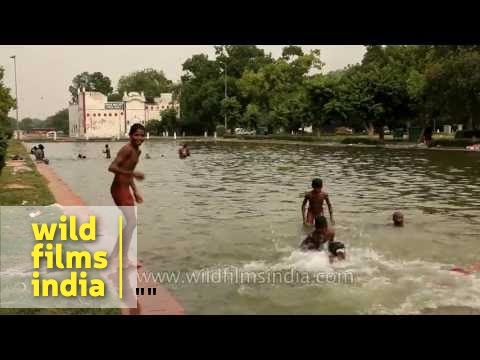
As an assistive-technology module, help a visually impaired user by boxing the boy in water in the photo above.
[108,123,145,268]
[103,144,111,159]
[300,215,346,263]
[300,215,335,251]
[451,262,480,275]
[301,178,335,226]
[392,211,404,227]
[178,144,190,159]
[328,241,346,263]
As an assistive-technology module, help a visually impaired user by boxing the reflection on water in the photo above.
[44,140,480,314]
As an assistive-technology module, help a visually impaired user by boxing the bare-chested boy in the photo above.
[108,123,145,269]
[301,178,335,226]
[300,215,335,251]
[300,215,346,263]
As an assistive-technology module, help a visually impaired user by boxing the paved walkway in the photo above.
[34,161,185,315]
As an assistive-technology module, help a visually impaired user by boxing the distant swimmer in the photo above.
[178,144,190,159]
[103,144,111,159]
[301,178,335,226]
[300,215,335,251]
[392,211,404,227]
[78,154,86,159]
[451,262,480,275]
[145,153,151,159]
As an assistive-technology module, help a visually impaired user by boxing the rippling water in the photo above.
[41,140,480,314]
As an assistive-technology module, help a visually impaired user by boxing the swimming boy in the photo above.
[300,215,335,251]
[178,144,190,159]
[392,211,404,227]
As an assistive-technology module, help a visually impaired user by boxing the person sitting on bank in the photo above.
[103,144,111,159]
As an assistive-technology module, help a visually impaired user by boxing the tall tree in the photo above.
[69,72,114,103]
[117,68,173,101]
[424,50,480,130]
[0,67,15,137]
[44,109,69,133]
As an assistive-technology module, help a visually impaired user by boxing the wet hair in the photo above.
[129,123,146,136]
[393,211,404,225]
[312,178,323,189]
[314,215,328,229]
[393,211,403,220]
[328,241,345,256]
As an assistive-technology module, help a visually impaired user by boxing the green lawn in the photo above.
[0,141,55,206]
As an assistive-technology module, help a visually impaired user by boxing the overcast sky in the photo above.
[0,45,365,120]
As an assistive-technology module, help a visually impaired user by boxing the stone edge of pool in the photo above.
[34,161,185,315]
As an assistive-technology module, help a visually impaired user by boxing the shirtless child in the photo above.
[300,215,346,264]
[178,144,190,159]
[300,215,335,251]
[108,123,145,269]
[301,178,335,226]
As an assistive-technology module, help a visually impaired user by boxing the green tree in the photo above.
[424,50,480,130]
[161,108,178,133]
[180,54,224,133]
[145,119,163,136]
[117,68,173,101]
[221,96,242,129]
[69,72,114,103]
[0,67,15,138]
[44,109,69,133]
[282,45,304,60]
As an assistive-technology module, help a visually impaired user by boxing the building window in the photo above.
[151,106,154,110]
[162,106,165,109]
[87,113,90,116]
[93,113,96,116]
[114,113,117,116]
[109,113,112,116]
[120,112,123,115]
[98,113,101,116]
[104,113,106,117]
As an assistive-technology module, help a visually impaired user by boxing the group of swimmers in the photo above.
[101,143,189,161]
[105,122,479,276]
[299,177,405,263]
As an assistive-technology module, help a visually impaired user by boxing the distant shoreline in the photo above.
[21,136,478,153]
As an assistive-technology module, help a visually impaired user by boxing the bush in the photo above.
[216,125,226,137]
[454,130,480,139]
[0,138,8,174]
